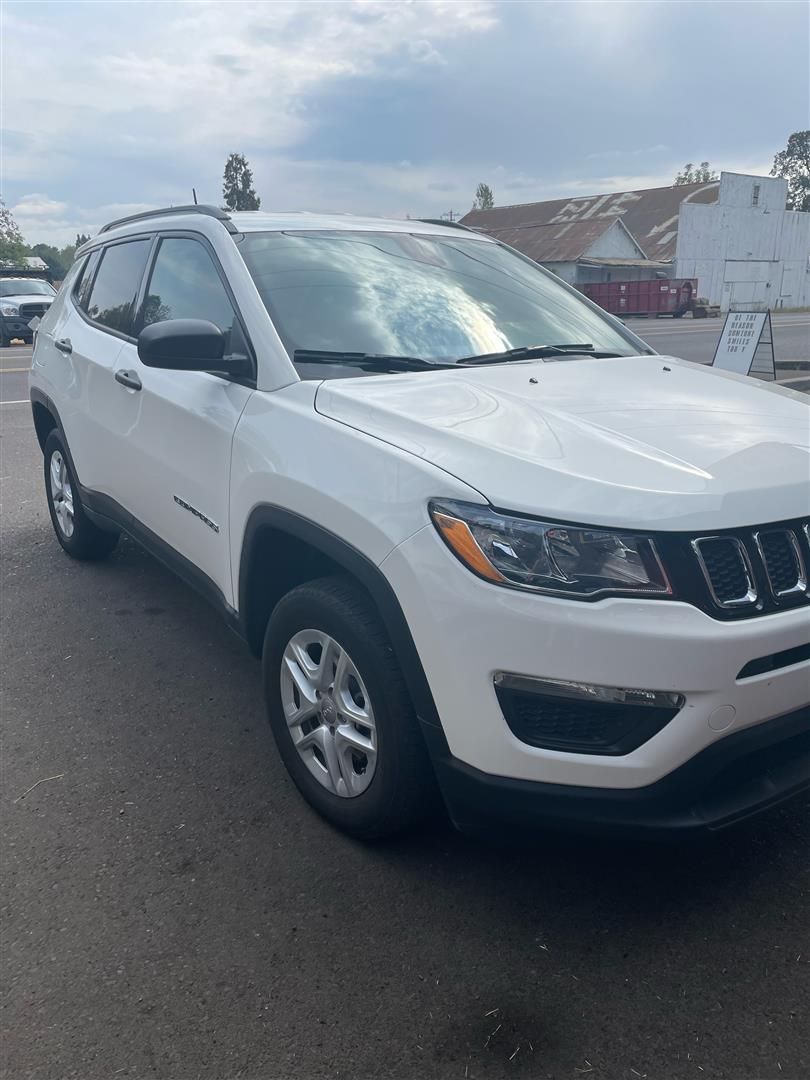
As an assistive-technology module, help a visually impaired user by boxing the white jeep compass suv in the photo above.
[29,205,810,838]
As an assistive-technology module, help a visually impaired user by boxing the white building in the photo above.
[462,172,810,311]
[675,173,810,311]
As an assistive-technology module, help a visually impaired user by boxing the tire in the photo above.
[43,429,119,561]
[263,575,438,839]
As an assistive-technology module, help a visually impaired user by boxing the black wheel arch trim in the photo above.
[31,387,73,458]
[238,504,445,733]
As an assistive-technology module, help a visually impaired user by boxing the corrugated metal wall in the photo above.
[675,174,810,311]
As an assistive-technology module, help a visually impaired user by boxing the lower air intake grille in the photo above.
[495,685,681,756]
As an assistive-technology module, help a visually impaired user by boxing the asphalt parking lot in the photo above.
[2,328,809,1080]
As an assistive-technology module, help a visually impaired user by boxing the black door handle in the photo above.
[54,338,72,354]
[114,369,142,391]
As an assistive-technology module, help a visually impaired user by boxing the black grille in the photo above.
[495,686,681,756]
[694,537,751,604]
[758,530,802,595]
[673,516,810,619]
[20,302,48,318]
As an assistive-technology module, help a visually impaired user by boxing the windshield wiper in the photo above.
[457,343,623,365]
[293,349,455,372]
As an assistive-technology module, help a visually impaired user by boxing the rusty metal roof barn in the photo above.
[461,181,720,264]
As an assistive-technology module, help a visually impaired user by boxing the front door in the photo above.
[104,235,254,606]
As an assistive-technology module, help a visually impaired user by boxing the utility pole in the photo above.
[441,209,459,222]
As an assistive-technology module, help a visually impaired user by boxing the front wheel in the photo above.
[262,576,438,839]
[43,430,119,560]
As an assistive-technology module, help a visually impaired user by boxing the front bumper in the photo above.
[0,314,35,342]
[423,705,810,834]
[381,524,810,826]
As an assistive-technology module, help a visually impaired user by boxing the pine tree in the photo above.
[473,182,495,210]
[222,153,261,211]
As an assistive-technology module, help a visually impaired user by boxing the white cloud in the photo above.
[12,198,153,249]
[12,193,68,218]
[5,0,496,153]
[2,0,802,247]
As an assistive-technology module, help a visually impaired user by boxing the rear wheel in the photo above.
[43,430,119,561]
[263,576,437,838]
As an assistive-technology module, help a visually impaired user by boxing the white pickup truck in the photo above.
[2,275,56,347]
[29,205,810,839]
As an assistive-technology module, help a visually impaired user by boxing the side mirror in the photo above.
[138,319,226,371]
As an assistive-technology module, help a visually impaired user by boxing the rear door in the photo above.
[107,234,254,605]
[45,240,153,497]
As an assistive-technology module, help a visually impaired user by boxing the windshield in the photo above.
[238,230,649,372]
[0,279,55,297]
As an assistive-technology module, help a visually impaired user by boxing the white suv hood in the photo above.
[3,293,54,307]
[315,355,810,531]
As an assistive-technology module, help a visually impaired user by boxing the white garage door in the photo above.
[723,260,773,311]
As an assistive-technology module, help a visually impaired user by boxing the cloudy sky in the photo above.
[3,0,808,247]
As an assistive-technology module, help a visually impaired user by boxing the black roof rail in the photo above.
[98,204,237,235]
[416,218,475,232]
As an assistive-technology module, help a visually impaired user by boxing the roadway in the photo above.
[625,311,809,392]
[2,327,809,1079]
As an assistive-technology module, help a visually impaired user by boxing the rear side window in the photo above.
[142,237,235,332]
[86,239,151,335]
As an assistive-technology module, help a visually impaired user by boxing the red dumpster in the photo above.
[583,279,698,318]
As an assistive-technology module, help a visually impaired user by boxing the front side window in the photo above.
[86,239,151,334]
[141,237,237,338]
[238,230,647,374]
[140,237,248,362]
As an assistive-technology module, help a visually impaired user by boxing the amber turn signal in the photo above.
[431,510,507,584]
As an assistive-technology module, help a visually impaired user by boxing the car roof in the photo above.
[86,205,493,251]
[228,210,491,239]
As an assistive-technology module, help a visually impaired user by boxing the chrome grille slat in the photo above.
[755,529,807,598]
[691,519,809,613]
[691,536,757,608]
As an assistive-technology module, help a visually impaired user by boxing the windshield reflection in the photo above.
[239,230,643,367]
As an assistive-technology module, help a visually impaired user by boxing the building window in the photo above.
[752,184,760,206]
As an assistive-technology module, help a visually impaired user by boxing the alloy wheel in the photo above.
[280,629,378,797]
[49,450,75,538]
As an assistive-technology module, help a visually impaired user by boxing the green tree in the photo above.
[75,232,91,247]
[222,152,261,211]
[29,243,68,280]
[770,131,810,211]
[674,161,719,185]
[473,182,495,210]
[0,200,28,265]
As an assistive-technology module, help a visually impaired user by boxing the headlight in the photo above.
[0,303,19,316]
[429,500,672,599]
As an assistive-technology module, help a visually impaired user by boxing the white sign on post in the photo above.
[712,311,774,377]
